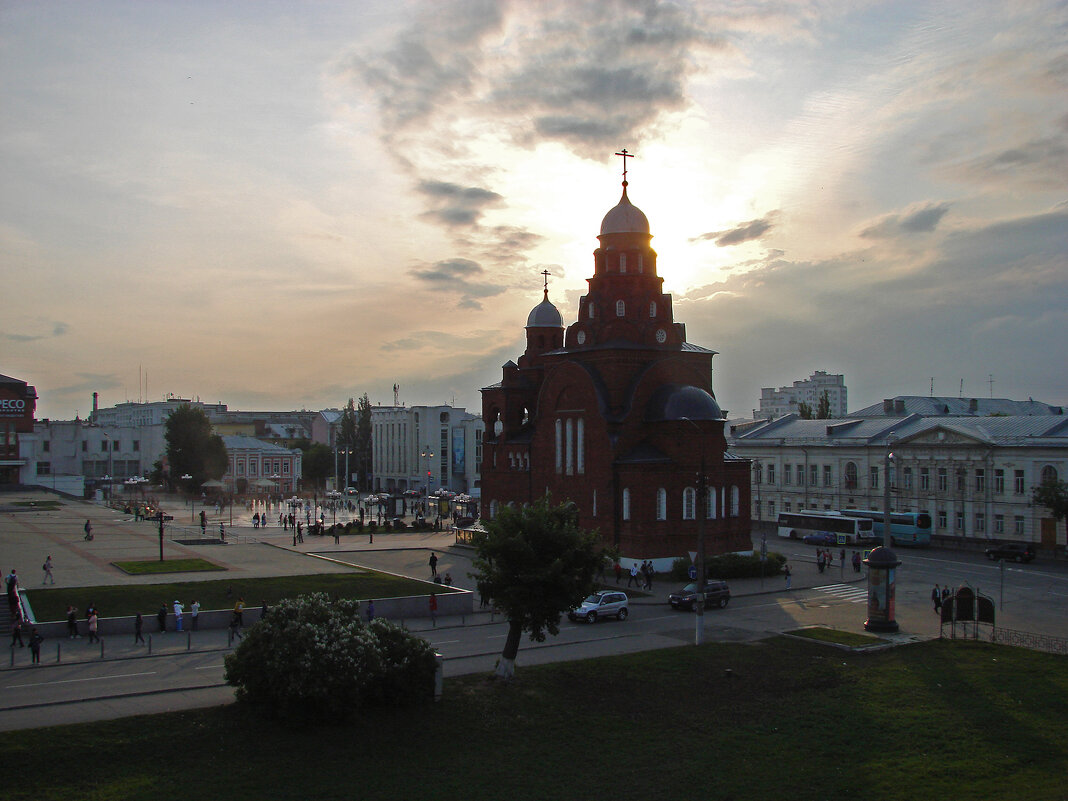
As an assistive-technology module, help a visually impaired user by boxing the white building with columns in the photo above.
[371,404,483,497]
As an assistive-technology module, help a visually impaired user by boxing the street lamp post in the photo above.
[680,418,707,645]
[421,449,434,519]
[883,432,896,547]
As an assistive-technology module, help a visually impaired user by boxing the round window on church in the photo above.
[655,328,666,343]
[576,330,586,345]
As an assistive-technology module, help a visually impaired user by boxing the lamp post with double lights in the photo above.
[679,417,707,646]
[421,449,434,519]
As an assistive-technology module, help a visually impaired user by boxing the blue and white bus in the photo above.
[838,509,932,546]
[777,511,875,545]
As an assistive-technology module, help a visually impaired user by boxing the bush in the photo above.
[223,593,438,722]
[670,552,787,581]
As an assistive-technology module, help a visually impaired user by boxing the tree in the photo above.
[816,390,832,419]
[1032,478,1068,544]
[355,394,373,491]
[223,593,438,721]
[300,443,334,489]
[164,405,227,490]
[472,496,605,679]
[797,402,813,419]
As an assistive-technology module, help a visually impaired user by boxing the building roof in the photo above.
[849,395,1063,417]
[526,292,563,328]
[645,384,724,422]
[221,435,298,452]
[599,186,650,236]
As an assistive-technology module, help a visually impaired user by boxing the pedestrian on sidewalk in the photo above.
[42,555,54,584]
[6,568,19,615]
[157,603,167,633]
[931,584,942,612]
[66,605,79,638]
[88,611,99,644]
[29,628,42,664]
[784,563,792,590]
[429,593,438,626]
[429,552,438,578]
[200,510,207,535]
[852,551,862,572]
[173,600,184,632]
[191,600,200,631]
[83,520,93,540]
[134,613,145,645]
[628,562,639,587]
[614,561,622,585]
[11,618,24,648]
[233,598,245,628]
[367,599,375,622]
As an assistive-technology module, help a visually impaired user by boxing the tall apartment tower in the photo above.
[756,371,848,419]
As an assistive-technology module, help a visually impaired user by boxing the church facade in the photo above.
[480,176,751,566]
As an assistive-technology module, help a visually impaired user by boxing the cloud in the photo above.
[0,321,69,343]
[860,203,951,239]
[416,180,503,227]
[408,257,507,309]
[693,212,778,246]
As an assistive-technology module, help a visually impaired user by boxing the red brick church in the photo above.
[480,165,751,567]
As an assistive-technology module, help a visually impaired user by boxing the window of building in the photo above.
[42,440,50,453]
[237,462,245,476]
[283,461,290,475]
[993,469,1004,494]
[822,465,832,487]
[994,514,1004,533]
[955,512,964,531]
[1041,465,1059,484]
[797,465,804,485]
[622,488,631,521]
[576,418,585,475]
[249,462,257,476]
[754,463,762,484]
[810,465,818,486]
[615,299,625,317]
[656,488,667,520]
[637,253,643,272]
[1014,469,1025,494]
[1014,516,1025,535]
[975,469,985,493]
[870,466,879,490]
[588,304,595,318]
[731,486,740,516]
[619,253,627,273]
[82,441,87,452]
[919,467,929,491]
[845,462,858,490]
[555,419,562,474]
[133,440,139,452]
[902,467,912,490]
[707,488,716,519]
[649,302,656,318]
[36,462,50,476]
[767,464,776,485]
[937,510,947,529]
[938,468,947,492]
[682,487,696,520]
[767,500,775,517]
[784,501,792,512]
[975,512,985,532]
[565,419,574,475]
[956,469,966,492]
[783,464,791,485]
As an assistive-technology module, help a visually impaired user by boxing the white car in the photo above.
[568,590,629,623]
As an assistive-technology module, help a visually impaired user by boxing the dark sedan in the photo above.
[984,542,1036,563]
[668,580,731,611]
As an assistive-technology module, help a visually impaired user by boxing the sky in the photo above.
[2,0,1066,422]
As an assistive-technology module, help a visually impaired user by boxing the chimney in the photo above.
[883,399,894,414]
[969,398,978,413]
[92,392,99,423]
[893,399,905,414]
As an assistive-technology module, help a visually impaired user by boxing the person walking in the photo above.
[87,611,99,644]
[83,519,93,540]
[5,568,19,616]
[29,628,42,664]
[366,599,375,622]
[233,598,245,628]
[784,563,792,590]
[190,600,200,631]
[42,555,54,585]
[429,593,438,627]
[157,603,167,634]
[852,551,862,572]
[10,618,24,648]
[429,552,439,578]
[66,605,79,638]
[173,600,184,632]
[200,509,207,535]
[628,562,639,588]
[614,561,622,585]
[134,613,145,645]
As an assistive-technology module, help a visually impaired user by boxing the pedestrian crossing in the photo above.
[813,584,868,604]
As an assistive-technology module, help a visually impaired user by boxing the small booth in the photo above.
[863,546,901,633]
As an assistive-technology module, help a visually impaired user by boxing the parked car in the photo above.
[668,580,731,611]
[802,532,837,545]
[984,542,1036,563]
[568,590,629,623]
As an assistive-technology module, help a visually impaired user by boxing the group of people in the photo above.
[931,584,954,612]
[616,560,656,590]
[815,548,864,573]
[8,568,43,662]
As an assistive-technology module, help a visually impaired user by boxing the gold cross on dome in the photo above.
[615,148,635,183]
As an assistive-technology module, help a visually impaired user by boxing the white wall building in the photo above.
[756,370,848,419]
[371,405,483,496]
[729,403,1068,550]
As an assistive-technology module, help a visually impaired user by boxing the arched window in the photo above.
[1041,465,1059,484]
[565,419,574,475]
[554,419,562,474]
[649,301,656,318]
[508,452,515,469]
[845,462,858,490]
[619,253,627,273]
[588,303,595,319]
[656,488,667,520]
[622,488,631,521]
[616,299,625,317]
[730,486,740,517]
[707,487,717,519]
[592,489,597,517]
[489,499,499,519]
[682,487,696,520]
[576,418,585,474]
[523,453,529,471]
[637,253,643,273]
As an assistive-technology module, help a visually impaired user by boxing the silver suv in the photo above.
[568,590,629,623]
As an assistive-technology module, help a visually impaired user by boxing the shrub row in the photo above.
[669,551,787,581]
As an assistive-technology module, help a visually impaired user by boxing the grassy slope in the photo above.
[1,638,1064,801]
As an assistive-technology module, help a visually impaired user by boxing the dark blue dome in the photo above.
[645,384,723,422]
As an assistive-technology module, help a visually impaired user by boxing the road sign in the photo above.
[688,565,697,580]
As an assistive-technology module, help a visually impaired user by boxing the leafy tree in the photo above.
[1032,479,1068,544]
[355,393,373,491]
[224,593,437,721]
[797,402,813,419]
[472,496,604,679]
[164,405,227,490]
[817,390,832,419]
[300,443,334,489]
[336,398,358,489]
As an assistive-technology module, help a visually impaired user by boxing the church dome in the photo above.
[644,384,724,422]
[526,293,563,328]
[600,186,650,236]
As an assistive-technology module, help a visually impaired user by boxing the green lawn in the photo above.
[25,571,460,621]
[787,625,885,647]
[112,558,226,575]
[1,638,1064,800]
